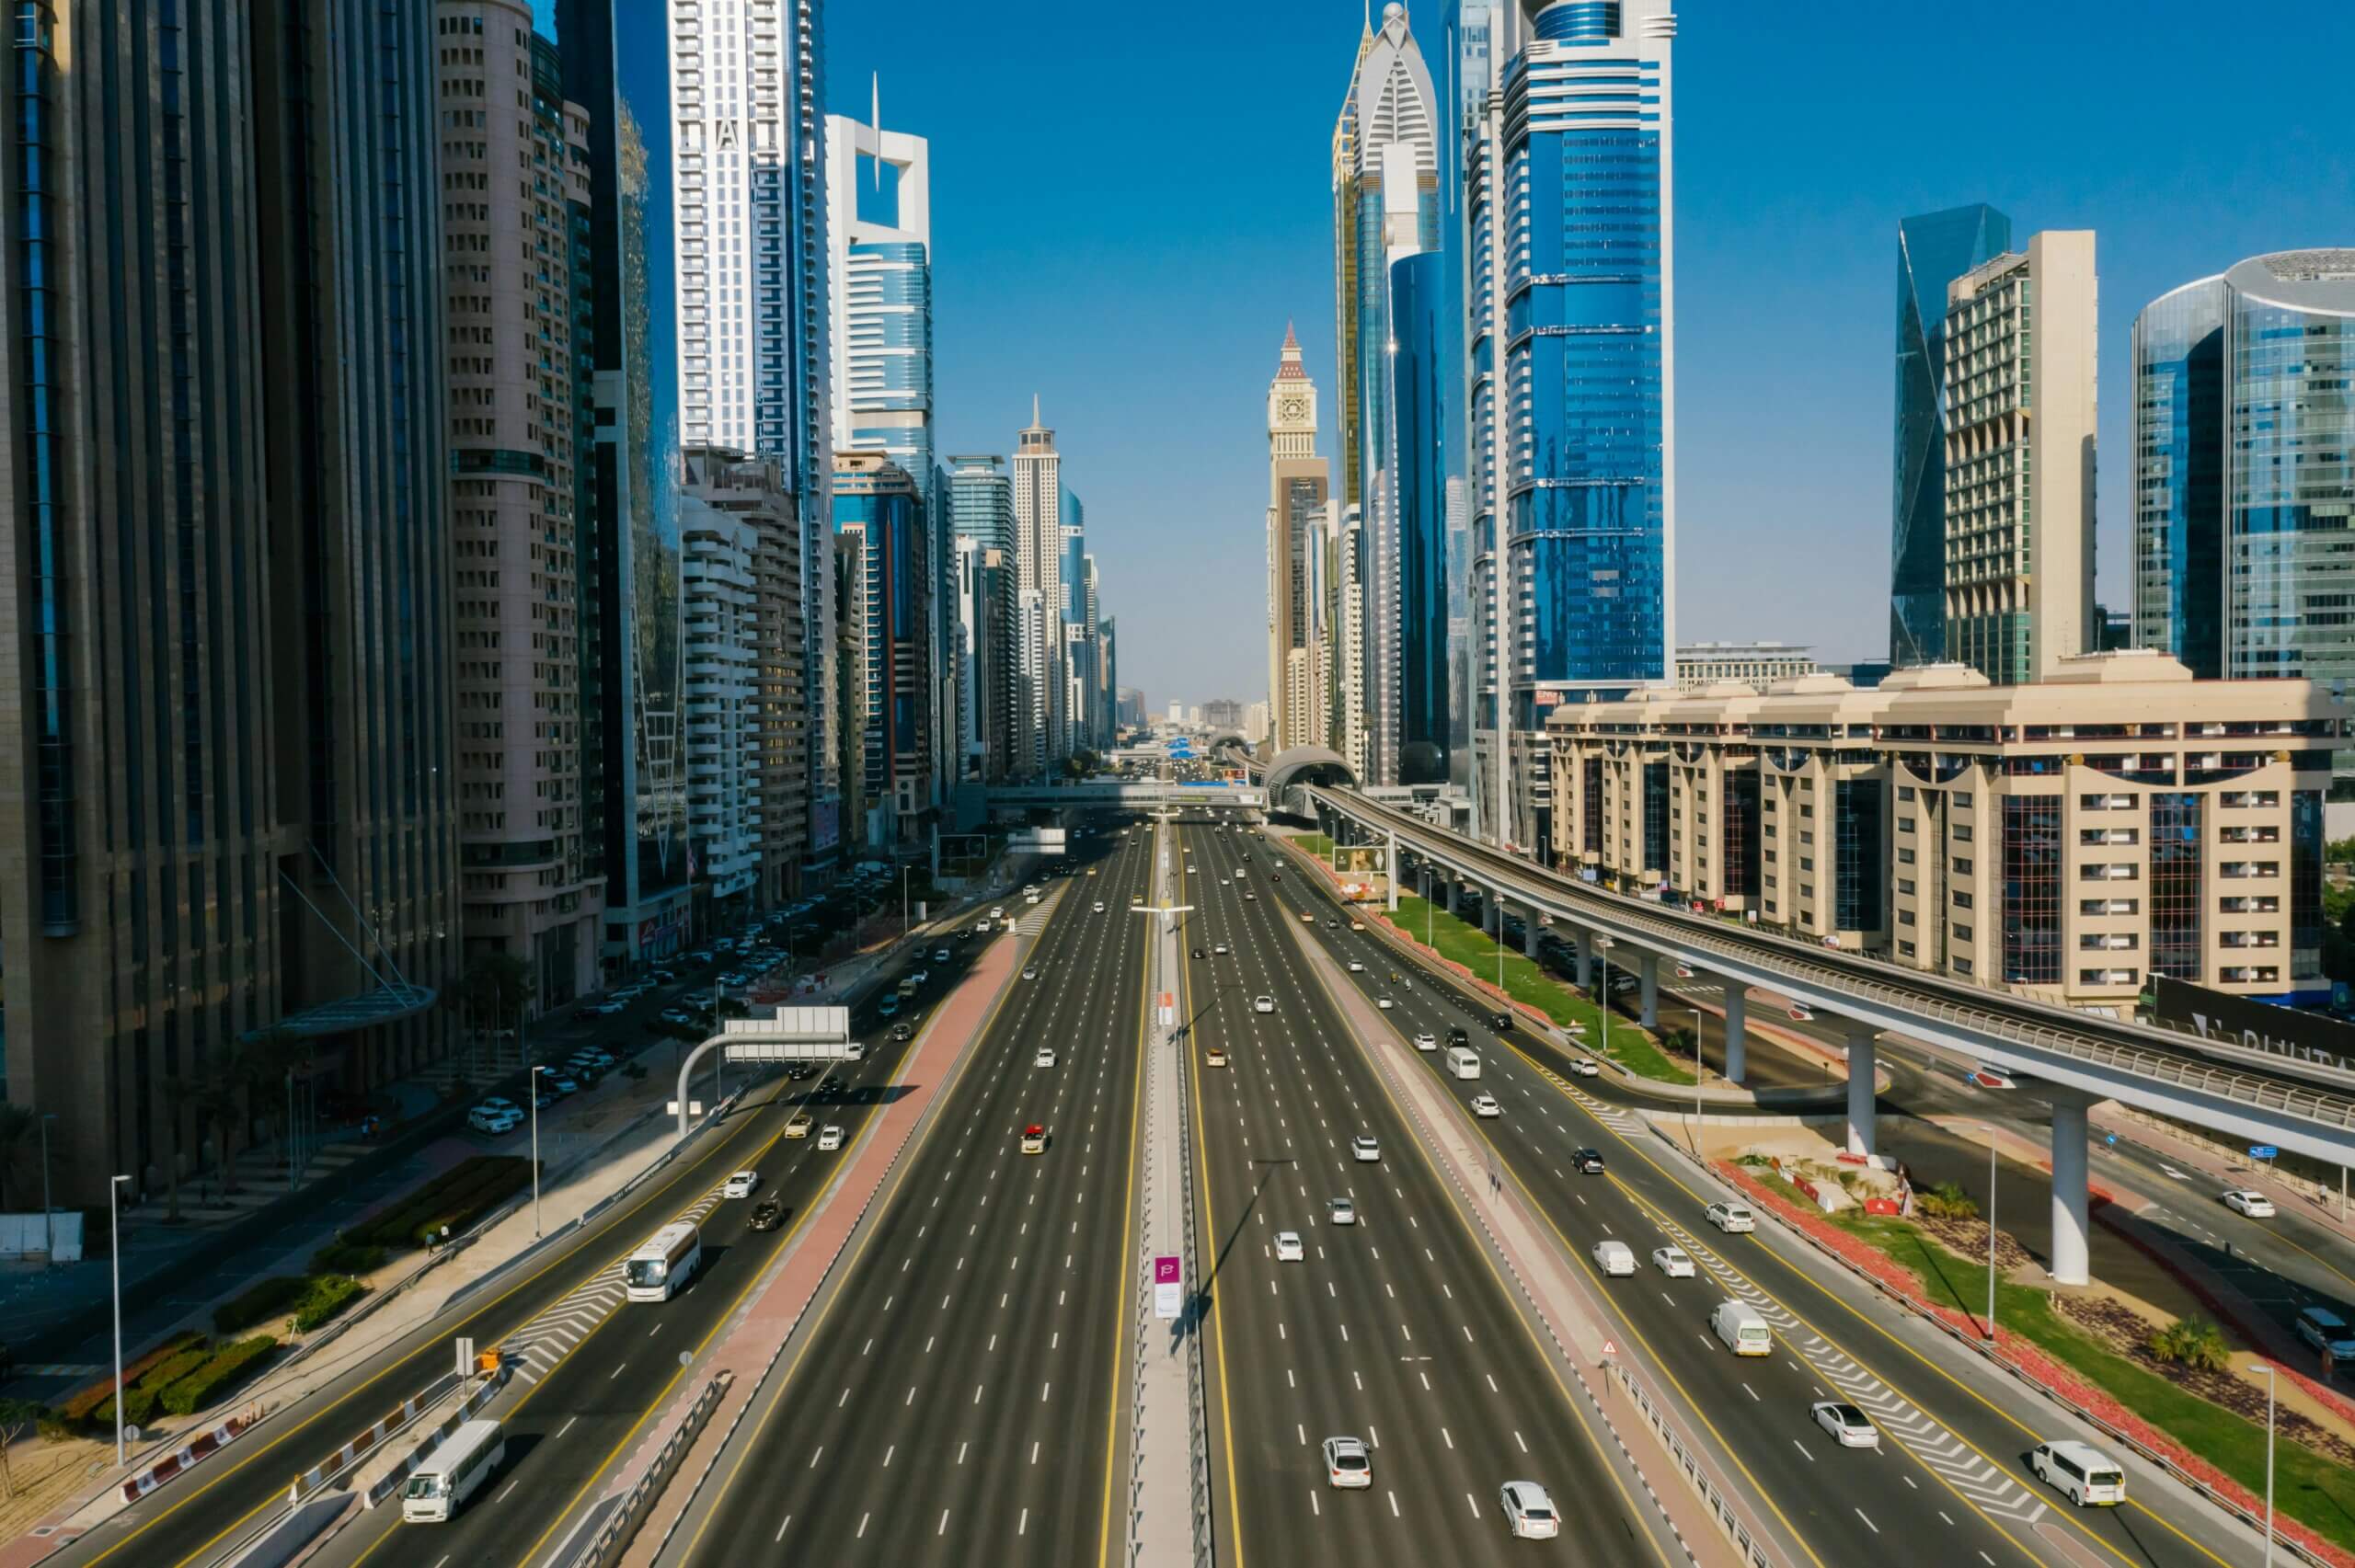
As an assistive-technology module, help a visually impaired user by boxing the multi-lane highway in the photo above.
[53,901,996,1568]
[1264,824,2263,1568]
[659,819,1155,1565]
[1173,814,1680,1565]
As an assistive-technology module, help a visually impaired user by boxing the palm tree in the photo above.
[2148,1317,2231,1373]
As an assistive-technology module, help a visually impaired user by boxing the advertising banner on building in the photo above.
[2150,975,2355,1078]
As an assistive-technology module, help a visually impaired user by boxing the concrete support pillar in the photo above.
[1637,953,1659,1029]
[1386,831,1398,912]
[1722,988,1747,1083]
[1445,877,1460,918]
[1485,895,1501,938]
[1844,1022,1878,1158]
[2039,1090,2100,1288]
[1573,928,1592,992]
[1522,915,1541,959]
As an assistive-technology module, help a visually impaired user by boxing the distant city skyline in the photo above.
[814,0,2355,711]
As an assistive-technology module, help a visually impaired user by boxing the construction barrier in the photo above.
[120,1407,260,1503]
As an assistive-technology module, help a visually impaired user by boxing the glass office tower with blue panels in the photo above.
[1390,251,1460,783]
[1485,0,1676,727]
[2130,276,2227,678]
[1890,203,2011,669]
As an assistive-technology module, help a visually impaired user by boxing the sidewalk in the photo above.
[3,1053,721,1566]
[1281,890,1748,1568]
[611,922,1025,1568]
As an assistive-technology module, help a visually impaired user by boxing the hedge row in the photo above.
[158,1335,276,1417]
[57,1332,202,1422]
[213,1276,311,1335]
[355,1155,529,1251]
[396,1159,533,1250]
[290,1275,366,1333]
[308,1240,388,1276]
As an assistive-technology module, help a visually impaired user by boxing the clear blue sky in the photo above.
[724,2,2354,712]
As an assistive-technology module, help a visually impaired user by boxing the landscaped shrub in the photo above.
[354,1155,529,1250]
[1914,1180,1980,1219]
[90,1383,158,1430]
[290,1276,366,1333]
[135,1345,213,1394]
[2148,1316,2232,1373]
[308,1241,388,1276]
[402,1160,531,1248]
[157,1336,277,1417]
[57,1333,202,1423]
[213,1276,310,1335]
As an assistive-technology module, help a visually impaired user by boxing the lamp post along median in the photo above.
[2262,1360,2278,1566]
[109,1173,131,1466]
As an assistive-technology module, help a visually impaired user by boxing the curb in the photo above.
[116,1409,258,1505]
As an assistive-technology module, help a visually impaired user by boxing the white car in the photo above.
[468,1107,522,1135]
[1350,1135,1380,1163]
[1413,1032,1437,1051]
[661,1007,695,1025]
[1021,966,1040,980]
[1811,1402,1879,1448]
[1274,1231,1305,1263]
[1376,996,1396,1011]
[722,1170,762,1199]
[1347,960,1365,973]
[1036,1047,1058,1069]
[1568,1058,1601,1078]
[1253,995,1276,1014]
[1323,1435,1372,1489]
[816,1125,845,1151]
[1350,921,1364,932]
[2222,1188,2276,1218]
[1499,1481,1560,1539]
[1706,1202,1755,1233]
[1092,901,1106,913]
[1212,943,1230,956]
[1470,1093,1501,1118]
[1651,1246,1695,1278]
[1327,1196,1357,1226]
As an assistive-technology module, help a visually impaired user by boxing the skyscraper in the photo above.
[666,0,837,878]
[1334,3,1439,784]
[1012,402,1065,773]
[2135,253,2355,693]
[678,452,766,919]
[438,2,605,1008]
[0,0,457,1200]
[1941,232,2098,685]
[1891,203,2012,668]
[1390,249,1459,784]
[950,455,1017,780]
[833,453,934,845]
[1267,328,1331,753]
[1470,0,1677,851]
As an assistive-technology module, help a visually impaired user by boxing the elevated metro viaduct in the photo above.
[1280,782,2355,1289]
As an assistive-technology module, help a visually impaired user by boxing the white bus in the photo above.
[1444,1046,1482,1080]
[625,1220,702,1302]
[401,1419,505,1523]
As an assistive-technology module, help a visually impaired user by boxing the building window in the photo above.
[1721,769,1760,898]
[1899,939,1916,956]
[2148,792,2201,982]
[1954,924,1973,942]
[1835,779,1884,933]
[1953,889,1973,910]
[2002,795,2062,985]
[1643,761,1671,872]
[1952,856,1974,876]
[2292,790,2324,981]
[1583,758,1603,856]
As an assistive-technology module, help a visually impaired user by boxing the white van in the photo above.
[2029,1440,2126,1506]
[1711,1300,1772,1356]
[1443,1046,1482,1081]
[401,1419,505,1523]
[1591,1241,1635,1276]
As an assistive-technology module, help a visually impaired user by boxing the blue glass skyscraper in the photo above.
[1390,251,1459,783]
[1890,202,2011,668]
[2131,276,2227,677]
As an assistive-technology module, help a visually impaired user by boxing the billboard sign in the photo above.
[1153,1255,1182,1319]
[2150,975,2355,1079]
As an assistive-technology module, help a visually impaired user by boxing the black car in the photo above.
[1192,947,1206,959]
[1489,1010,1514,1032]
[888,1022,913,1042]
[1572,1148,1606,1174]
[1447,1027,1469,1048]
[820,1074,845,1095]
[750,1198,787,1231]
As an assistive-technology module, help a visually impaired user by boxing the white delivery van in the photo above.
[1712,1300,1772,1356]
[1443,1046,1482,1080]
[1591,1241,1635,1276]
[401,1419,505,1523]
[2028,1440,2126,1506]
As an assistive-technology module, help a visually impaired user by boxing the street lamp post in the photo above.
[531,1066,548,1238]
[1690,1007,1706,1150]
[1984,1123,1998,1342]
[109,1172,131,1466]
[1595,936,1615,1065]
[2261,1360,2278,1566]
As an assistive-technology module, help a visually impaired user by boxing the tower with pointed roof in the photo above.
[1012,397,1064,773]
[1268,327,1331,751]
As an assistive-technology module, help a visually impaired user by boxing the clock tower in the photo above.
[1266,325,1329,752]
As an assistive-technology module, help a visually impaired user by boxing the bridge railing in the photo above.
[1310,788,2355,1139]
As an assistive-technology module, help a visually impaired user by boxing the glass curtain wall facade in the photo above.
[2002,795,2062,985]
[2148,792,2202,979]
[1890,203,2011,668]
[1389,251,1458,783]
[2223,252,2355,691]
[2130,278,2226,677]
[1832,779,1884,933]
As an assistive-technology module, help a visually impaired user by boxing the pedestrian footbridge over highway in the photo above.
[1276,779,2355,1290]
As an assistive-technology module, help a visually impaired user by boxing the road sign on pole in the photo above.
[1154,1255,1182,1319]
[454,1337,475,1381]
[2250,1144,2280,1161]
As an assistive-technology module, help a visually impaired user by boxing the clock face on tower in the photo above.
[1280,397,1306,423]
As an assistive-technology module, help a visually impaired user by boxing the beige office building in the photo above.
[1943,231,2098,685]
[1267,327,1331,752]
[1675,642,1819,692]
[1549,652,2342,1010]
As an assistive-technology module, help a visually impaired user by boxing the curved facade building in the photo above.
[2224,251,2355,684]
[2130,276,2227,676]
